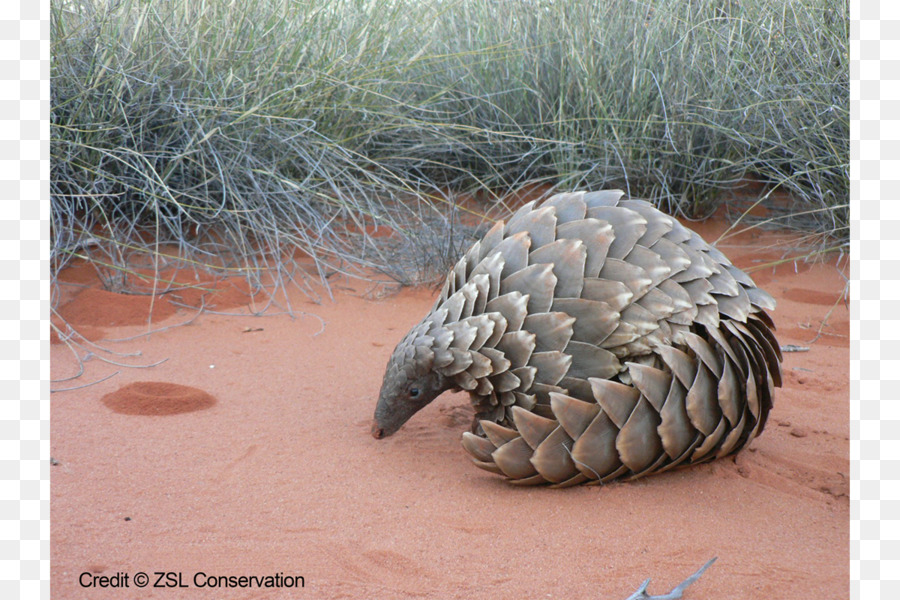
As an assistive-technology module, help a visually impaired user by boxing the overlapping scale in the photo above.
[382,189,781,485]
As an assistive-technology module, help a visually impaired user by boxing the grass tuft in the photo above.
[52,0,849,303]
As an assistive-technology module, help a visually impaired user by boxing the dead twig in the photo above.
[624,557,717,600]
[51,371,121,393]
[51,309,171,384]
[805,281,850,346]
[781,345,810,352]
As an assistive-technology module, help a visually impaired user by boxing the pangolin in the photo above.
[372,190,781,487]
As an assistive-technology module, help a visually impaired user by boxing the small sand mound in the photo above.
[101,382,216,416]
[59,288,178,328]
[165,276,256,311]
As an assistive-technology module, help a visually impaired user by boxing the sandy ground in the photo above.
[51,216,849,599]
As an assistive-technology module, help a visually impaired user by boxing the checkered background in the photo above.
[1,0,875,598]
[5,0,48,598]
[853,1,897,598]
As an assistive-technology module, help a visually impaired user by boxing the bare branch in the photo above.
[623,558,717,600]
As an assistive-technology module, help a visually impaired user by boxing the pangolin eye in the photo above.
[409,387,420,398]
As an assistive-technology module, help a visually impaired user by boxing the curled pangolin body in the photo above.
[373,190,781,486]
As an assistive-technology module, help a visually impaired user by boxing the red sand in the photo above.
[51,218,848,599]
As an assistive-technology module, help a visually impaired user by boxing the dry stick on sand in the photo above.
[804,280,849,346]
[50,305,178,390]
[624,557,717,600]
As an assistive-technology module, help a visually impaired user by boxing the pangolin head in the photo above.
[372,326,449,439]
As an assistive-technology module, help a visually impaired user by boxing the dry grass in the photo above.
[51,0,849,304]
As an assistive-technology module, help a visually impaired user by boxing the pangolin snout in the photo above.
[371,421,390,439]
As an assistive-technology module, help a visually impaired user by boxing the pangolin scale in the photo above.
[372,190,781,487]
